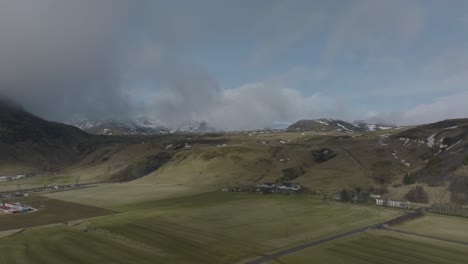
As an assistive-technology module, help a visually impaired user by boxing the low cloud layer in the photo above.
[145,81,339,130]
[367,91,468,126]
[0,1,467,129]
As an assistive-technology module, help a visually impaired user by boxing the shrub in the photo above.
[311,148,337,163]
[340,189,351,202]
[405,186,428,203]
[463,154,468,166]
[449,175,468,204]
[403,173,415,185]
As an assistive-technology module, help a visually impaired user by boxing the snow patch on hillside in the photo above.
[427,133,437,147]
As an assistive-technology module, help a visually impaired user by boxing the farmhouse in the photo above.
[0,201,36,214]
[333,193,341,200]
[278,183,301,191]
[256,183,275,188]
[375,198,410,209]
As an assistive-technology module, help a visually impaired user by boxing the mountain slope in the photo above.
[1,99,467,205]
[70,116,215,135]
[391,119,468,192]
[70,116,170,136]
[287,119,395,133]
[0,98,95,173]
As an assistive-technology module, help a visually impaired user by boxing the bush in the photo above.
[372,186,389,195]
[371,161,394,185]
[340,189,351,202]
[449,175,468,204]
[405,186,428,203]
[311,148,337,163]
[463,154,468,166]
[403,173,415,185]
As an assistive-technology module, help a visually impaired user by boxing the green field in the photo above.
[393,214,468,242]
[0,189,400,263]
[44,183,217,209]
[267,230,468,264]
[0,196,115,231]
[2,183,467,264]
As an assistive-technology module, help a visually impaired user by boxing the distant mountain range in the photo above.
[287,119,396,133]
[2,98,468,205]
[69,116,397,136]
[69,115,215,135]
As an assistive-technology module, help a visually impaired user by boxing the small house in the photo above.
[278,183,301,191]
[375,198,385,206]
[256,183,276,189]
[375,198,410,209]
[333,193,341,200]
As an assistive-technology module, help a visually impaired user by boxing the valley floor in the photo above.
[0,184,467,263]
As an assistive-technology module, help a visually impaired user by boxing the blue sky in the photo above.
[1,0,468,129]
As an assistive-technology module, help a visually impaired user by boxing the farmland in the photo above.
[0,189,400,263]
[393,214,468,243]
[266,230,468,264]
[0,195,115,231]
[44,183,216,209]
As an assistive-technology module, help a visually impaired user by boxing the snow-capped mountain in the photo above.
[175,120,215,133]
[287,119,397,133]
[70,115,170,136]
[70,115,216,135]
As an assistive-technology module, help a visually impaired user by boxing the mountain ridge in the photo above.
[287,118,396,133]
[69,116,216,135]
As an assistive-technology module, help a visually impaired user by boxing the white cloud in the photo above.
[207,82,336,130]
[402,91,468,124]
[367,91,468,125]
[142,79,341,130]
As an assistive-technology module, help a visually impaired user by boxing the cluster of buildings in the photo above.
[0,184,85,199]
[375,198,410,209]
[332,191,411,209]
[0,175,26,182]
[256,182,302,191]
[0,201,36,214]
[222,182,302,193]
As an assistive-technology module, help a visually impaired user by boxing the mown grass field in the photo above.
[393,214,468,242]
[0,195,115,231]
[0,174,77,192]
[266,230,468,264]
[0,190,400,264]
[44,183,217,209]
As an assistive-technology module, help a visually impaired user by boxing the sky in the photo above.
[0,0,467,130]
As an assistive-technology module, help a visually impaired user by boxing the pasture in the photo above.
[0,190,400,263]
[393,214,468,242]
[267,230,468,264]
[44,183,216,209]
[0,195,114,231]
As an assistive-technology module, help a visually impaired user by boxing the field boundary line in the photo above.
[379,226,468,246]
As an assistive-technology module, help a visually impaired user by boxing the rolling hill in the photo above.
[1,98,467,205]
[287,119,395,133]
[70,116,215,135]
[0,98,94,174]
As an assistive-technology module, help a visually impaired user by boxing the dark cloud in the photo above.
[0,0,133,120]
[1,0,461,129]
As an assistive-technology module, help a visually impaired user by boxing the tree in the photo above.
[405,186,428,203]
[403,173,415,185]
[340,189,351,202]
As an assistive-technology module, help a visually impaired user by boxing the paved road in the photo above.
[379,226,468,246]
[245,211,468,264]
[245,219,393,264]
[245,211,428,264]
